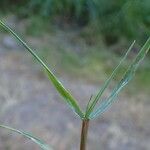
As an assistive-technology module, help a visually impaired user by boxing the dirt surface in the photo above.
[0,32,150,150]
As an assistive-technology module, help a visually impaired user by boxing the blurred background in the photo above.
[0,0,150,150]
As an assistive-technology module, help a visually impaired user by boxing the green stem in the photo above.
[80,120,89,150]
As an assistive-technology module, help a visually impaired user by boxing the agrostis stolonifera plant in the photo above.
[0,20,150,150]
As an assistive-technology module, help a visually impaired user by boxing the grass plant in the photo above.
[0,20,150,150]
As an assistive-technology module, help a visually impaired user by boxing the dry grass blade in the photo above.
[0,125,53,150]
[0,20,84,119]
[90,37,150,119]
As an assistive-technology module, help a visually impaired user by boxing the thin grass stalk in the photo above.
[80,120,89,150]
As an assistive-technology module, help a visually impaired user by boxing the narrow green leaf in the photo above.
[90,37,150,119]
[85,94,93,115]
[0,125,53,150]
[85,41,135,118]
[0,20,84,119]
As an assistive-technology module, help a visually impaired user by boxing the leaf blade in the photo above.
[90,37,150,119]
[0,125,53,150]
[0,20,84,119]
[85,41,135,118]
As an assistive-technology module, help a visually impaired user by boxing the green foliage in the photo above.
[0,0,149,41]
[22,0,150,41]
[25,16,53,36]
[0,125,53,150]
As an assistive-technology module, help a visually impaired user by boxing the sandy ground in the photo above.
[0,32,150,150]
